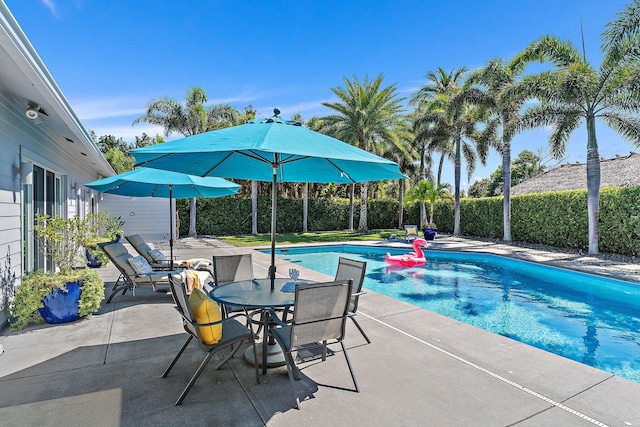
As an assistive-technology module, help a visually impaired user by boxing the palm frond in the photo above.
[601,112,640,147]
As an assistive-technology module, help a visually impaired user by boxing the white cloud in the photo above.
[41,0,58,17]
[70,96,150,121]
[85,122,169,144]
[254,99,333,119]
[71,91,271,122]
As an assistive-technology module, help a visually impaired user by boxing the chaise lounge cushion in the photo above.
[128,256,154,275]
[148,249,167,262]
[189,288,222,344]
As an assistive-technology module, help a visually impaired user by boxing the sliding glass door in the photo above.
[24,164,64,273]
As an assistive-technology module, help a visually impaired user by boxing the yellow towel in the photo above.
[184,269,200,293]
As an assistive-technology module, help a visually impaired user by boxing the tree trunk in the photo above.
[454,139,461,236]
[586,114,600,254]
[419,145,426,225]
[251,180,257,235]
[358,182,368,231]
[188,197,197,236]
[437,153,445,187]
[398,179,404,229]
[502,143,512,241]
[303,183,308,232]
[349,184,355,230]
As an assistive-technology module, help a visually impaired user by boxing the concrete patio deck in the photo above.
[1,236,639,426]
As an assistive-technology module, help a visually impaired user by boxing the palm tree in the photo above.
[405,180,453,227]
[412,68,466,222]
[133,87,243,236]
[412,68,467,185]
[463,57,529,241]
[322,74,406,231]
[414,68,494,235]
[509,3,640,254]
[448,99,495,235]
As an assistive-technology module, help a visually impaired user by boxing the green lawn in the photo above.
[217,229,401,247]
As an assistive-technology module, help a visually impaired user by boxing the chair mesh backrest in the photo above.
[213,254,254,285]
[334,257,366,313]
[290,280,353,347]
[125,235,155,263]
[168,273,198,338]
[102,242,137,277]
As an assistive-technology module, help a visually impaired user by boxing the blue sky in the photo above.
[5,0,637,189]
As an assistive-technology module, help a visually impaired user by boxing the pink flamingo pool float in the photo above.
[385,238,429,267]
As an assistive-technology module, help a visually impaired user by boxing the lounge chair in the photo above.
[125,234,211,272]
[99,242,212,303]
[162,273,259,405]
[269,279,359,409]
[403,225,419,242]
[335,257,371,344]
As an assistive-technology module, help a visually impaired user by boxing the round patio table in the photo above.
[209,278,299,374]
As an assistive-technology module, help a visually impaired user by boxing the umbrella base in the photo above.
[244,341,286,367]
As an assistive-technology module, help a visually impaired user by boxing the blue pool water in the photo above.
[269,245,640,383]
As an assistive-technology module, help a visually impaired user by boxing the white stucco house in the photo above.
[0,4,169,326]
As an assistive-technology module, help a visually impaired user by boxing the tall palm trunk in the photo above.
[358,183,368,231]
[251,180,258,235]
[188,197,197,236]
[454,138,462,235]
[502,143,512,241]
[586,114,600,254]
[303,183,308,232]
[398,179,404,228]
[349,184,355,230]
[419,146,427,224]
[437,153,445,186]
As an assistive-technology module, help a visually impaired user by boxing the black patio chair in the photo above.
[335,257,371,344]
[162,273,259,405]
[269,279,359,409]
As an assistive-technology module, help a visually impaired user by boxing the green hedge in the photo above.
[179,187,640,256]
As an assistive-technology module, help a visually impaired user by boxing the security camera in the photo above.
[25,108,39,119]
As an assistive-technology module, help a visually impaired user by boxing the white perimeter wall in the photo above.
[99,193,173,243]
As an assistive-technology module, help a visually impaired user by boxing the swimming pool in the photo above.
[269,244,640,383]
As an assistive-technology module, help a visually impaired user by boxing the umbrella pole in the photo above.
[269,164,277,290]
[169,185,174,271]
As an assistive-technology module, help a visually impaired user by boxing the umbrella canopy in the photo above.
[131,115,404,183]
[85,168,240,265]
[130,111,405,287]
[85,168,240,198]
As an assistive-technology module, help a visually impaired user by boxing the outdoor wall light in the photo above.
[14,162,33,185]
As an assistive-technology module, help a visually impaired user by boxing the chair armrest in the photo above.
[352,291,366,297]
[185,316,227,328]
[268,309,289,327]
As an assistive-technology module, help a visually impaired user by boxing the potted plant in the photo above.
[82,211,125,267]
[9,214,105,330]
[405,180,454,241]
[422,222,438,241]
[10,268,104,330]
[101,213,125,242]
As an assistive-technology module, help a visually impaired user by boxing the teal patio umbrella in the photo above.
[85,168,240,267]
[130,110,405,288]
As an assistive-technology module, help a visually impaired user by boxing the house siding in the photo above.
[100,193,172,243]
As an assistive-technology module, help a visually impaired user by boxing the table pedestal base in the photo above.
[244,341,286,367]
